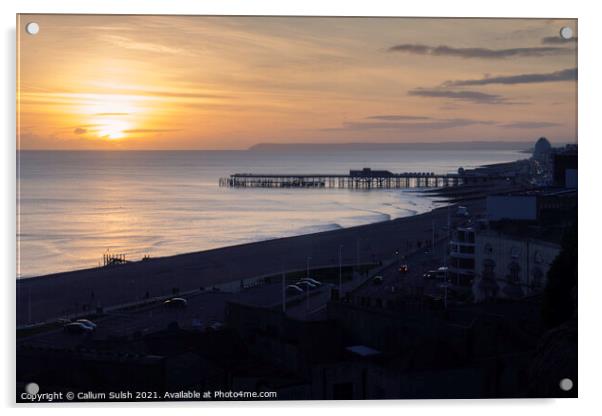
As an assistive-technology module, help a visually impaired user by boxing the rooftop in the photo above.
[346,345,382,357]
[490,187,577,198]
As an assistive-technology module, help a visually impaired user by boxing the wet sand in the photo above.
[17,198,485,326]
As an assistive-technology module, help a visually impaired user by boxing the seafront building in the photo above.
[529,137,578,187]
[467,186,574,301]
[553,145,577,188]
[486,188,577,223]
[472,228,561,302]
[448,227,476,288]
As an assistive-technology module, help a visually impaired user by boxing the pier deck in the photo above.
[219,168,503,189]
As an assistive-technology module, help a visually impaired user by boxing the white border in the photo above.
[2,0,600,414]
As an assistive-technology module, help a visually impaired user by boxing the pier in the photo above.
[219,168,501,189]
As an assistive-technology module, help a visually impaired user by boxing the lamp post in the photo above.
[282,262,286,314]
[306,256,312,312]
[432,219,435,251]
[338,245,343,295]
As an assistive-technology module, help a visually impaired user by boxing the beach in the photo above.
[17,149,524,277]
[16,197,485,326]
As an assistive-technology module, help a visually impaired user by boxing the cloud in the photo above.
[100,34,194,56]
[323,116,495,132]
[542,36,578,45]
[146,91,229,100]
[500,121,561,129]
[325,115,562,132]
[73,127,87,135]
[94,112,130,116]
[442,68,577,87]
[388,43,571,59]
[111,89,231,100]
[365,115,433,121]
[407,88,514,105]
[123,129,180,133]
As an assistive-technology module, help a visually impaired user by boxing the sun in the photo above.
[96,119,130,140]
[76,92,146,141]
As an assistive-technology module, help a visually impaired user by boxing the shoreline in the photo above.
[18,189,435,281]
[16,158,527,325]
[17,154,525,278]
[20,194,453,282]
[16,197,486,326]
[18,185,439,280]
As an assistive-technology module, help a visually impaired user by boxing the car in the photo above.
[286,284,304,294]
[76,319,97,331]
[423,271,434,279]
[164,297,188,308]
[424,267,448,280]
[63,322,93,334]
[398,264,409,274]
[372,275,384,285]
[208,321,223,331]
[300,277,322,286]
[435,267,449,280]
[296,281,317,290]
[456,206,469,217]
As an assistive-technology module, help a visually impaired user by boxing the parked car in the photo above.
[286,284,304,294]
[296,281,317,290]
[435,267,449,280]
[63,322,93,334]
[398,264,409,274]
[300,277,322,286]
[208,321,223,331]
[164,297,188,308]
[76,319,97,331]
[372,275,384,285]
[456,206,469,217]
[423,267,448,280]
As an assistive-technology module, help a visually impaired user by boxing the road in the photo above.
[17,199,485,326]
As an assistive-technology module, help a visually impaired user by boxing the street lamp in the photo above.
[306,256,312,312]
[338,245,344,295]
[306,256,312,279]
[281,261,286,314]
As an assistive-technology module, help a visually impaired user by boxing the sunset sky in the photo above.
[17,15,577,150]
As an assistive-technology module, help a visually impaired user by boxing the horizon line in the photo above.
[17,138,576,152]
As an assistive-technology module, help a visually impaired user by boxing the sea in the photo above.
[17,149,524,277]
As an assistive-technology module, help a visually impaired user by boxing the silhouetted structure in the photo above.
[220,168,507,189]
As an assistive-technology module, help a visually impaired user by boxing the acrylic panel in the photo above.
[16,14,577,402]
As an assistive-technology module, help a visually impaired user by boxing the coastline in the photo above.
[16,158,527,326]
[16,197,485,326]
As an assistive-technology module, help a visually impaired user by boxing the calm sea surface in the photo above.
[17,149,523,277]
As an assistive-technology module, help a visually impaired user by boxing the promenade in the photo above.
[17,199,484,326]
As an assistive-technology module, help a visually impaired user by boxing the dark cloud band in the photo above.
[323,115,560,132]
[365,115,433,121]
[342,118,494,131]
[388,43,571,59]
[442,68,577,87]
[407,88,511,105]
[500,122,562,129]
[542,36,578,45]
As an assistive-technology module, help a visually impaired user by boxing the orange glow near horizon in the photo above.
[80,93,145,140]
[17,15,577,150]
